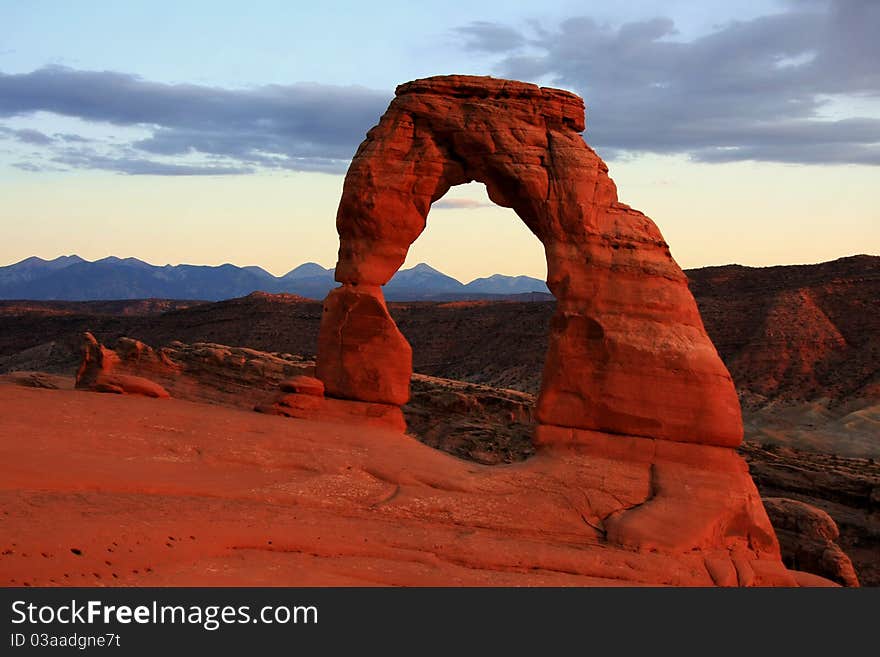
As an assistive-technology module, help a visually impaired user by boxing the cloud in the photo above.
[431,198,494,210]
[0,66,390,175]
[3,0,878,175]
[56,133,91,143]
[0,126,53,145]
[456,0,880,165]
[51,150,255,175]
[454,21,526,53]
[12,162,47,172]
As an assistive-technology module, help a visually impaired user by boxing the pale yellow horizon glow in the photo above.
[1,154,878,283]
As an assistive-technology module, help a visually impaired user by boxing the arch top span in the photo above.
[395,75,587,132]
[317,74,743,447]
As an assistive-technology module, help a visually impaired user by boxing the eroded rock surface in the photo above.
[74,332,312,408]
[317,75,741,446]
[316,285,411,405]
[256,375,407,433]
[75,332,169,398]
[763,497,860,587]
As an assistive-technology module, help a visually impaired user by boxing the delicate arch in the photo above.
[316,75,742,447]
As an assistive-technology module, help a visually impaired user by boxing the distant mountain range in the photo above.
[0,256,552,302]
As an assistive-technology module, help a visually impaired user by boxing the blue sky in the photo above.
[0,1,782,86]
[0,0,877,279]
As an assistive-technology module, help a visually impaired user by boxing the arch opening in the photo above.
[392,181,554,463]
[402,181,549,290]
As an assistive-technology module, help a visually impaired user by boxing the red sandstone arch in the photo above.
[316,75,742,447]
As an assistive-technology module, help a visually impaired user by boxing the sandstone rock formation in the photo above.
[763,497,860,587]
[50,76,849,585]
[75,332,170,398]
[741,442,877,585]
[316,75,741,446]
[256,374,407,432]
[74,333,312,409]
[306,76,799,584]
[316,285,411,406]
[280,375,325,396]
[72,333,407,432]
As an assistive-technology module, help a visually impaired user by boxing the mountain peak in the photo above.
[242,265,273,277]
[408,262,440,273]
[0,254,555,301]
[94,256,149,266]
[464,273,550,295]
[60,255,84,264]
[13,256,48,266]
[0,254,85,289]
[7,254,84,267]
[283,262,333,279]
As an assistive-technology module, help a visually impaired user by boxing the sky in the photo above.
[1,0,878,281]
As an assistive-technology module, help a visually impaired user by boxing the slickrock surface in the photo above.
[0,383,811,587]
[318,75,741,446]
[6,336,866,585]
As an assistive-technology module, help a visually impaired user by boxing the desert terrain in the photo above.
[1,382,800,587]
[2,0,878,608]
[0,254,877,586]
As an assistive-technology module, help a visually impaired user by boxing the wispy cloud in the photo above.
[11,161,48,172]
[1,0,878,176]
[431,198,494,210]
[51,150,255,176]
[454,21,525,53]
[455,0,880,165]
[0,126,54,145]
[0,66,390,175]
